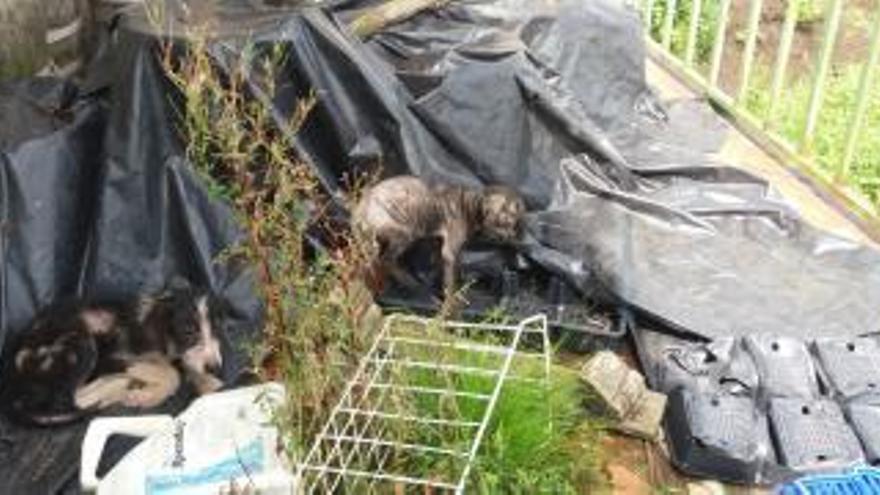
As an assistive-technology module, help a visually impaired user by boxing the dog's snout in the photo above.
[207,338,223,372]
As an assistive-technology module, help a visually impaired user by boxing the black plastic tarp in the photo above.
[0,68,260,495]
[3,0,880,491]
[333,0,880,341]
[107,0,880,342]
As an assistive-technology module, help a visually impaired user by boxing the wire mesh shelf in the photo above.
[296,313,550,494]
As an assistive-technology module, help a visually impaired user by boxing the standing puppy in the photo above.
[352,176,526,298]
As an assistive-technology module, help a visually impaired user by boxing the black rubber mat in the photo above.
[665,388,778,483]
[744,335,819,399]
[814,337,880,399]
[769,398,864,471]
[846,401,880,465]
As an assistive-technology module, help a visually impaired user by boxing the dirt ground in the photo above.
[604,435,689,494]
[602,435,769,494]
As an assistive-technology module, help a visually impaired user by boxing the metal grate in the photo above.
[296,314,550,494]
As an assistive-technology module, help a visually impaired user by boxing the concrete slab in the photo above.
[580,351,667,440]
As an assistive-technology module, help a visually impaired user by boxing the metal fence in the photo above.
[637,0,880,184]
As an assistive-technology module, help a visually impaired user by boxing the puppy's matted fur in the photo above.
[352,175,526,297]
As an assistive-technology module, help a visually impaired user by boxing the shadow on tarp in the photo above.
[3,0,880,491]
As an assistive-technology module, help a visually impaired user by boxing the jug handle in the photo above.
[80,415,174,492]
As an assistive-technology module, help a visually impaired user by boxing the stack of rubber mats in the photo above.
[636,329,880,484]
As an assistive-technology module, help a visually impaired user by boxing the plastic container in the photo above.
[80,383,297,495]
[778,467,880,495]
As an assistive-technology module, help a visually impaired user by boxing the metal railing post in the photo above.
[766,0,800,123]
[684,0,703,66]
[640,0,880,227]
[661,0,679,49]
[840,10,880,178]
[709,0,732,86]
[801,0,844,152]
[737,0,765,102]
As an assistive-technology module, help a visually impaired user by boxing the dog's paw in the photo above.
[74,374,134,409]
[123,387,171,409]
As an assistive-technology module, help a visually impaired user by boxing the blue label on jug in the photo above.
[145,439,265,495]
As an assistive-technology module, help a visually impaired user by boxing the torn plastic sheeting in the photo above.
[86,0,880,487]
[528,155,880,339]
[107,0,632,329]
[83,0,880,338]
[338,0,880,339]
[106,0,880,343]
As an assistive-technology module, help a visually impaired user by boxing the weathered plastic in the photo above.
[80,383,294,495]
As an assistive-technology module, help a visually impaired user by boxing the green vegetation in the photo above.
[155,21,378,461]
[647,0,826,63]
[795,0,826,24]
[349,320,611,493]
[649,0,722,64]
[470,365,609,494]
[744,63,880,204]
[648,0,880,207]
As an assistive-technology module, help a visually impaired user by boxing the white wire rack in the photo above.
[296,313,550,494]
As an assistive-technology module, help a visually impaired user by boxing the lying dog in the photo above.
[4,278,225,426]
[352,175,525,297]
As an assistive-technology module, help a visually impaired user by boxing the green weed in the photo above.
[153,17,379,463]
[469,364,609,494]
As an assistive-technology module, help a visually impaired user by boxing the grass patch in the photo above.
[366,321,610,493]
[470,364,609,494]
[290,317,611,493]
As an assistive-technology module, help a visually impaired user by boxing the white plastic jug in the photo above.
[80,382,298,495]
